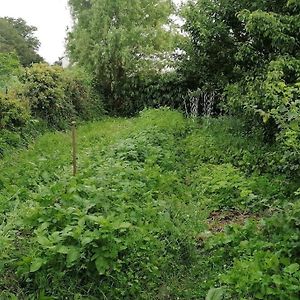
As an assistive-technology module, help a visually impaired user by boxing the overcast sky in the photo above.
[0,0,72,63]
[0,0,183,64]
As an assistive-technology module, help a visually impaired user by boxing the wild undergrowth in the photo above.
[0,109,299,299]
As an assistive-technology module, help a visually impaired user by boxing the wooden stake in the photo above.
[72,121,77,176]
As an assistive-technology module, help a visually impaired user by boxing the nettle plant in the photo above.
[204,200,300,300]
[229,57,300,176]
[1,109,197,298]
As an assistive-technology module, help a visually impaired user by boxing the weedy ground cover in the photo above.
[0,109,299,299]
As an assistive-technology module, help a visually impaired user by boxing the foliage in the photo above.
[0,52,21,92]
[4,17,41,52]
[21,63,75,129]
[0,109,200,298]
[63,67,104,120]
[0,109,297,299]
[0,91,30,156]
[181,0,299,89]
[21,63,104,129]
[0,91,29,130]
[204,200,300,299]
[226,56,300,176]
[181,0,300,176]
[109,71,187,116]
[0,17,43,66]
[67,0,180,115]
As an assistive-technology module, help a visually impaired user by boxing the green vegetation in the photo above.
[21,64,103,129]
[68,0,181,115]
[0,0,299,298]
[181,0,300,177]
[0,17,43,66]
[0,17,104,157]
[0,52,21,91]
[0,63,104,157]
[65,0,300,178]
[0,109,299,299]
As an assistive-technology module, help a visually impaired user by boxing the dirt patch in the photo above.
[207,210,259,233]
[196,210,260,247]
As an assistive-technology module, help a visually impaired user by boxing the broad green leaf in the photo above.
[284,263,299,274]
[272,274,282,285]
[95,256,110,275]
[206,287,224,300]
[66,247,80,267]
[37,235,52,247]
[57,245,69,254]
[30,258,45,273]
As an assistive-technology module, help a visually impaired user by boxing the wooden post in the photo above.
[72,121,77,176]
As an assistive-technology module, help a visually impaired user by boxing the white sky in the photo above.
[0,0,72,63]
[0,0,183,64]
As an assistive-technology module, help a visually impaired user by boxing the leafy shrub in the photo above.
[21,63,104,129]
[204,200,300,299]
[63,67,104,120]
[0,52,21,92]
[0,91,30,156]
[182,0,300,178]
[0,92,29,130]
[114,72,188,116]
[183,117,281,176]
[226,57,300,177]
[21,63,76,129]
[0,63,104,155]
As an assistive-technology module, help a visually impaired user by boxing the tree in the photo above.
[180,0,299,90]
[0,17,43,66]
[181,0,300,175]
[67,0,178,114]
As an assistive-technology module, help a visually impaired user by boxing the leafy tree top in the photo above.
[0,17,43,66]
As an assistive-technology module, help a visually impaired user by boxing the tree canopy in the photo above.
[68,0,179,114]
[180,0,300,173]
[0,17,43,66]
[180,0,300,89]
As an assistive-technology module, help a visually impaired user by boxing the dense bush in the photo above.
[226,56,300,176]
[182,0,300,177]
[21,64,73,129]
[63,67,104,120]
[21,64,103,129]
[0,91,29,156]
[0,62,104,156]
[111,72,188,116]
[0,92,29,130]
[0,52,21,92]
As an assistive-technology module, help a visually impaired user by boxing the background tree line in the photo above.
[67,0,299,176]
[0,16,103,156]
[0,2,299,298]
[0,0,299,176]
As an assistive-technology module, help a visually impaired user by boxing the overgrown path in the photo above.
[0,109,298,299]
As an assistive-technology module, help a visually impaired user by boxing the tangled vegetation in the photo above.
[0,0,299,299]
[0,59,103,156]
[0,109,299,299]
[0,16,104,156]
